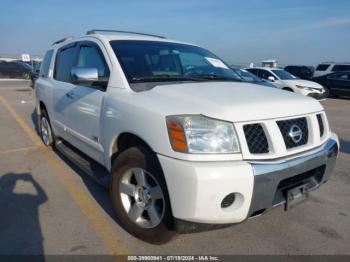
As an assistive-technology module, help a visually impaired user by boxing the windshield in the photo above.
[271,70,298,80]
[236,69,262,82]
[110,40,241,85]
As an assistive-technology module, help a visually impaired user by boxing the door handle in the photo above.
[66,92,75,99]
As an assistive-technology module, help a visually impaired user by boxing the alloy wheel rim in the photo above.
[119,167,165,229]
[41,117,51,145]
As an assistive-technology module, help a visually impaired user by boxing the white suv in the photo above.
[314,63,350,77]
[35,30,339,243]
[245,67,326,99]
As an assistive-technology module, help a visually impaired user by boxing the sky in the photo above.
[0,0,349,66]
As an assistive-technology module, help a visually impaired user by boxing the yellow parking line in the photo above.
[0,96,129,255]
[0,96,43,147]
[0,145,38,154]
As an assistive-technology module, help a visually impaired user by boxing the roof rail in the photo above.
[86,29,166,39]
[52,36,73,46]
[321,61,350,64]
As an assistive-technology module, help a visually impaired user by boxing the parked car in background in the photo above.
[284,65,313,80]
[35,30,339,243]
[245,67,326,99]
[313,62,350,77]
[0,61,32,79]
[312,71,350,98]
[30,61,42,87]
[233,68,277,88]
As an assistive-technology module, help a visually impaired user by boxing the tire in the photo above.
[110,146,175,244]
[39,110,54,146]
[282,87,294,92]
[23,73,30,80]
[323,86,330,98]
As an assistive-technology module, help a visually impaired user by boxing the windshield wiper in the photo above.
[131,75,206,82]
[189,74,242,82]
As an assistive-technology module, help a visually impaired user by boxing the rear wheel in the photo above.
[110,146,174,244]
[39,110,54,146]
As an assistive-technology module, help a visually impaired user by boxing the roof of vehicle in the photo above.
[284,65,310,68]
[51,30,195,48]
[317,62,350,65]
[246,67,284,71]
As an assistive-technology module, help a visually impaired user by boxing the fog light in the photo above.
[221,193,236,208]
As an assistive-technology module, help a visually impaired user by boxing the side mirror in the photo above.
[71,67,98,85]
[268,76,275,82]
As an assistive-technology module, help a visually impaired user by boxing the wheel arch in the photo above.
[282,87,294,92]
[36,100,47,116]
[110,132,156,168]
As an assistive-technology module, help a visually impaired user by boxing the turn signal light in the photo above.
[166,118,188,153]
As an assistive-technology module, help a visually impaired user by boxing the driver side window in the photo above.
[77,44,110,78]
[260,70,275,80]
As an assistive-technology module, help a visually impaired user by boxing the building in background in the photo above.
[261,59,278,68]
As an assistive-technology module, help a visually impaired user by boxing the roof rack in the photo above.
[86,29,166,39]
[52,36,73,46]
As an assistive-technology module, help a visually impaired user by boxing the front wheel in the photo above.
[22,72,30,80]
[110,146,175,244]
[323,86,330,98]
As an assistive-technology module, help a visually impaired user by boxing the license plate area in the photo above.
[284,184,309,210]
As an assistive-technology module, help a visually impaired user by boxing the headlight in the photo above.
[166,115,240,154]
[295,85,312,90]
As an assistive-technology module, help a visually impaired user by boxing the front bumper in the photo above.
[158,135,338,232]
[299,88,326,99]
[307,92,327,100]
[248,136,338,217]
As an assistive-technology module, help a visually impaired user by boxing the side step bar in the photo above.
[55,140,110,187]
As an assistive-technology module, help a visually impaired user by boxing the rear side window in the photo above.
[40,50,54,78]
[54,44,78,82]
[332,65,350,72]
[316,64,330,71]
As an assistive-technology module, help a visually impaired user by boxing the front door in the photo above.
[51,43,79,138]
[62,41,111,162]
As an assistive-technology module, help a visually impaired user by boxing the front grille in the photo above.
[317,114,324,137]
[277,117,308,149]
[243,124,269,154]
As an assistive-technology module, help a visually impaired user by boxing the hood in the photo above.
[142,81,323,122]
[284,79,324,90]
